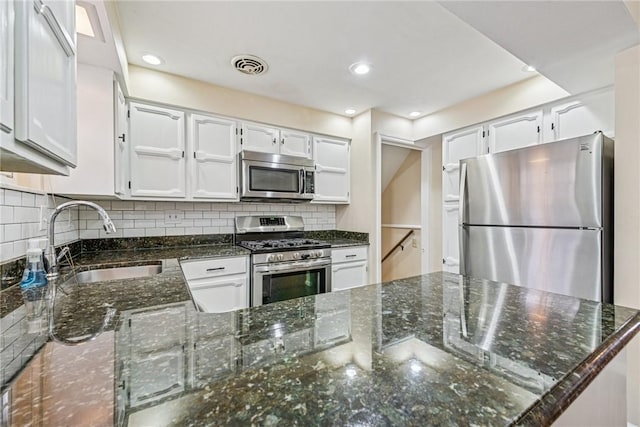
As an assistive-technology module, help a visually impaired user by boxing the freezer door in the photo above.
[460,226,606,302]
[460,133,608,228]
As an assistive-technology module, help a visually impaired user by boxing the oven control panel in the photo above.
[255,249,331,264]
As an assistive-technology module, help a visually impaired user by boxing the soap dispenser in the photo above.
[20,246,49,332]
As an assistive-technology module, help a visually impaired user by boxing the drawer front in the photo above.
[331,246,368,264]
[181,256,247,280]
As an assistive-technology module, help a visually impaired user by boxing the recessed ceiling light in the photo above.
[522,65,537,72]
[409,111,421,118]
[142,54,164,66]
[349,62,371,75]
[345,108,356,115]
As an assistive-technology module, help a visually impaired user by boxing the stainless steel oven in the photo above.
[235,216,332,307]
[252,250,331,306]
[239,151,315,202]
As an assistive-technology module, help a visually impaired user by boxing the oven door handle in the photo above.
[254,259,331,274]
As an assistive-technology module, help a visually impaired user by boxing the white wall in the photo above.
[413,75,568,140]
[613,44,640,427]
[127,65,352,139]
[49,64,115,197]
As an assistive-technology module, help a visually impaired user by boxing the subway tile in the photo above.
[145,228,165,237]
[219,212,235,219]
[193,219,211,227]
[134,201,155,211]
[185,227,203,235]
[0,206,14,224]
[202,211,220,219]
[123,228,145,238]
[155,202,176,210]
[106,211,122,220]
[99,228,123,238]
[165,227,186,236]
[4,224,21,242]
[220,226,233,234]
[79,210,99,220]
[123,211,145,220]
[79,229,100,239]
[185,211,203,219]
[111,201,134,211]
[144,211,164,220]
[134,220,156,228]
[4,190,22,206]
[20,192,36,207]
[202,226,221,234]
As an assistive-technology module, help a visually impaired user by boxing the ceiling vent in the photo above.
[231,55,268,75]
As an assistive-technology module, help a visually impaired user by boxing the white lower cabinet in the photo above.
[331,246,368,291]
[181,256,249,313]
[120,304,188,408]
[314,292,351,348]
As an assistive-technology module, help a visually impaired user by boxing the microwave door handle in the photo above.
[300,169,305,194]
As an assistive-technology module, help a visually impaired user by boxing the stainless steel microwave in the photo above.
[239,151,315,202]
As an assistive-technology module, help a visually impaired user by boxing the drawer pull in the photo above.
[206,267,226,272]
[345,254,357,258]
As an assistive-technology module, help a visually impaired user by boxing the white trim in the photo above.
[375,132,430,282]
[381,224,421,229]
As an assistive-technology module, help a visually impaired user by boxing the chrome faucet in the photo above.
[47,201,116,278]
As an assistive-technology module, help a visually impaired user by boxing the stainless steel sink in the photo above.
[73,264,163,284]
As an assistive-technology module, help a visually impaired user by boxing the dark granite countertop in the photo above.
[325,238,369,248]
[3,271,639,426]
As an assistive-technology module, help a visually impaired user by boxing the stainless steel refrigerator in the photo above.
[459,132,613,303]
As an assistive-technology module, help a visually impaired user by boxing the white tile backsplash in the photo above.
[0,188,79,263]
[77,201,336,238]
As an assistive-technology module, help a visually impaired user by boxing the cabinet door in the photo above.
[442,203,460,274]
[190,274,249,313]
[129,349,185,407]
[241,122,279,154]
[332,260,368,291]
[487,109,543,154]
[114,80,128,195]
[280,128,311,159]
[129,103,186,198]
[442,125,484,202]
[313,136,350,203]
[549,89,614,142]
[0,0,13,138]
[190,114,238,200]
[14,0,77,166]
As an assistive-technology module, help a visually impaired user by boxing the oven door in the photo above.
[241,159,312,201]
[253,259,331,306]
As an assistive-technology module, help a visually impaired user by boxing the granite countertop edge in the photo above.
[515,311,640,426]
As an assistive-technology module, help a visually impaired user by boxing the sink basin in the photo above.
[72,264,163,284]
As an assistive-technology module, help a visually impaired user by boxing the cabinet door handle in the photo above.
[34,0,76,57]
[272,138,276,144]
[281,138,285,144]
[118,134,126,142]
[345,254,357,258]
[206,267,225,272]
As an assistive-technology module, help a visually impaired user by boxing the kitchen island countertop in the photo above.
[3,269,639,426]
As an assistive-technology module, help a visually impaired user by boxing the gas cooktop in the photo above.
[238,238,330,252]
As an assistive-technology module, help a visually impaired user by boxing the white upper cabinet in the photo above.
[241,122,279,154]
[0,0,13,139]
[442,125,485,202]
[190,113,238,200]
[129,102,186,198]
[114,80,128,196]
[548,88,614,142]
[487,109,543,154]
[280,128,312,159]
[312,136,350,203]
[14,0,77,166]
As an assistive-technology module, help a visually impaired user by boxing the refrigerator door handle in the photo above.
[458,162,467,275]
[458,162,467,227]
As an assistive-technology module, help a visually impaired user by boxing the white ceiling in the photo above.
[113,1,534,118]
[439,1,640,94]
